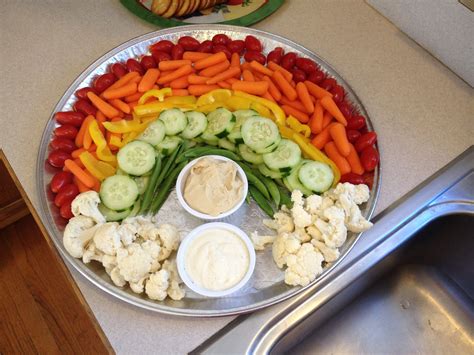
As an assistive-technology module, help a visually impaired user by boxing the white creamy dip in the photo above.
[184,228,250,291]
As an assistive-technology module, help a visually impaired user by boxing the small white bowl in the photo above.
[176,222,256,298]
[175,155,248,221]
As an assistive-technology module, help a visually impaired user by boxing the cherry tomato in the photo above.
[94,73,116,93]
[321,77,337,91]
[74,99,97,116]
[151,50,171,63]
[54,184,79,207]
[59,199,74,219]
[281,52,297,70]
[340,173,365,185]
[363,172,374,189]
[198,40,213,53]
[54,125,78,140]
[337,100,353,120]
[171,44,184,60]
[55,111,85,127]
[47,150,71,168]
[74,87,96,100]
[111,62,128,78]
[150,40,174,53]
[267,47,284,64]
[50,137,76,153]
[212,34,231,46]
[126,59,144,75]
[244,50,265,65]
[330,85,345,104]
[360,146,379,172]
[307,70,326,85]
[140,55,157,69]
[347,114,367,131]
[346,130,361,144]
[178,36,200,51]
[227,40,245,54]
[50,171,73,193]
[244,35,262,52]
[295,57,317,74]
[292,68,307,83]
[213,44,232,60]
[355,132,377,152]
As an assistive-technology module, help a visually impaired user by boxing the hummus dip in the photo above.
[183,157,244,216]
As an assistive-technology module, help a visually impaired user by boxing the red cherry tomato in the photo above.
[281,52,297,70]
[75,87,96,100]
[198,40,213,53]
[171,44,185,60]
[337,100,353,120]
[227,40,245,54]
[213,44,232,60]
[54,184,79,207]
[292,68,307,83]
[363,172,375,189]
[50,171,73,193]
[295,57,317,74]
[346,130,362,144]
[126,59,145,75]
[347,114,367,131]
[360,146,379,172]
[321,77,337,91]
[212,34,231,46]
[50,137,76,153]
[111,63,128,78]
[340,173,365,185]
[267,47,284,64]
[47,150,71,168]
[307,70,326,85]
[150,40,174,53]
[74,99,97,116]
[55,111,85,127]
[330,85,345,104]
[178,36,200,51]
[140,55,157,69]
[151,50,171,63]
[94,73,116,93]
[355,132,377,152]
[244,50,266,65]
[54,125,78,140]
[244,35,262,52]
[59,199,75,219]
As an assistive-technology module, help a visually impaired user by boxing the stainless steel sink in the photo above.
[192,146,474,354]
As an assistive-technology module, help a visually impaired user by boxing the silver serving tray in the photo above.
[36,25,380,317]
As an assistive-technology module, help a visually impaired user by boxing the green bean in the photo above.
[278,185,293,208]
[249,186,274,217]
[236,162,270,200]
[155,142,183,187]
[139,154,162,214]
[150,161,188,214]
[193,148,242,161]
[261,175,280,207]
[245,191,251,205]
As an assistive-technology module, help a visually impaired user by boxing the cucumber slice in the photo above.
[284,164,312,196]
[128,200,141,217]
[255,134,281,154]
[238,144,264,164]
[218,138,236,152]
[258,163,284,179]
[98,203,131,222]
[159,108,187,135]
[227,109,257,144]
[117,141,156,176]
[157,136,182,156]
[263,139,301,173]
[181,111,207,139]
[241,116,280,154]
[204,108,235,138]
[100,175,139,210]
[200,131,219,146]
[137,119,165,146]
[134,175,149,195]
[298,161,334,193]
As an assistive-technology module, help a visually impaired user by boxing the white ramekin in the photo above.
[175,155,248,220]
[176,222,256,298]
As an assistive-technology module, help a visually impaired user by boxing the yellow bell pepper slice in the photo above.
[196,89,232,107]
[225,96,253,111]
[121,131,139,146]
[287,115,311,138]
[164,95,197,105]
[79,151,116,181]
[196,102,230,113]
[278,124,295,139]
[138,88,172,105]
[250,102,273,119]
[102,119,147,134]
[109,135,123,148]
[88,120,117,164]
[134,101,195,117]
[233,91,286,126]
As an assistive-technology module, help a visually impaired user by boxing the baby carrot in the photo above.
[183,51,212,61]
[329,123,351,156]
[346,143,365,175]
[231,81,269,96]
[194,52,227,70]
[309,100,324,134]
[75,115,95,147]
[128,101,139,110]
[279,96,307,113]
[109,98,131,114]
[296,82,314,113]
[188,74,210,85]
[324,141,351,175]
[74,175,90,193]
[272,70,298,101]
[262,76,282,101]
[83,125,93,150]
[226,77,239,85]
[281,105,310,123]
[242,69,255,82]
[157,64,193,84]
[138,68,160,93]
[241,62,252,71]
[102,82,138,100]
[304,80,333,99]
[124,91,143,103]
[311,124,333,150]
[158,60,191,71]
[217,81,231,89]
[206,66,241,85]
[169,75,189,89]
[64,159,95,188]
[105,71,139,91]
[71,148,87,159]
[262,91,276,102]
[87,92,120,119]
[95,110,106,135]
[321,96,347,126]
[230,52,240,67]
[188,84,220,96]
[250,60,273,77]
[267,61,293,81]
[322,111,333,129]
[199,60,230,77]
[171,89,190,96]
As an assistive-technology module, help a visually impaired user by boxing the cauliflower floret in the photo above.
[130,277,146,294]
[102,255,117,275]
[263,211,294,234]
[345,204,373,233]
[71,191,105,224]
[314,206,347,248]
[162,260,185,300]
[116,243,153,283]
[145,269,169,301]
[305,194,323,215]
[294,228,311,243]
[110,266,126,287]
[82,242,103,264]
[117,221,138,246]
[141,240,162,272]
[291,190,312,228]
[311,240,340,262]
[63,216,99,258]
[327,183,370,205]
[306,225,323,241]
[285,243,324,287]
[156,224,180,261]
[250,231,276,251]
[93,222,122,255]
[137,220,162,241]
[272,233,302,268]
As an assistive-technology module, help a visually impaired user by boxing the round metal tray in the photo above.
[36,25,380,317]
